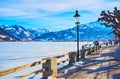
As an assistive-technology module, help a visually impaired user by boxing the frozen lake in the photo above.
[0,42,91,79]
[0,42,91,70]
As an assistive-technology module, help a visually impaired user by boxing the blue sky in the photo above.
[0,0,120,31]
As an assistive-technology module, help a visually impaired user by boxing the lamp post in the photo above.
[74,10,80,62]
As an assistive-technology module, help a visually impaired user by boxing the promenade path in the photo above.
[60,46,120,79]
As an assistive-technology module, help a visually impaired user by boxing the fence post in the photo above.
[42,57,57,78]
[81,49,86,58]
[93,46,97,54]
[69,52,77,65]
[91,47,94,55]
[88,48,92,55]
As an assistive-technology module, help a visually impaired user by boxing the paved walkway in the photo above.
[65,46,120,79]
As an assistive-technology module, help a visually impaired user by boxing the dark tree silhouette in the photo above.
[98,7,120,38]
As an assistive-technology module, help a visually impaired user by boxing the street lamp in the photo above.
[74,10,80,62]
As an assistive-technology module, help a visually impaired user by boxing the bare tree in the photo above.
[98,7,120,38]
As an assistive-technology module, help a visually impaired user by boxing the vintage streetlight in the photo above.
[73,10,80,62]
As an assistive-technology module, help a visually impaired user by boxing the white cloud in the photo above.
[0,7,27,16]
[87,1,120,12]
[0,0,119,17]
[0,7,46,19]
[0,0,120,30]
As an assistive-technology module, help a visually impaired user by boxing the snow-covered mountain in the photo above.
[27,28,49,39]
[0,24,49,41]
[0,27,19,41]
[35,21,113,41]
[0,21,113,41]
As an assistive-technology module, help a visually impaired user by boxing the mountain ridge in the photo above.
[0,27,20,41]
[0,21,113,41]
[35,21,113,41]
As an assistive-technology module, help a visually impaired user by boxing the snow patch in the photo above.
[24,31,30,37]
[61,61,84,77]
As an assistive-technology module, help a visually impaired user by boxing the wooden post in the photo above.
[95,46,97,50]
[93,46,97,54]
[42,58,57,78]
[69,52,77,65]
[81,49,86,58]
[88,48,92,55]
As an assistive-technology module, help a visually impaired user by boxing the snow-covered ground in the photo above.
[0,42,92,79]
